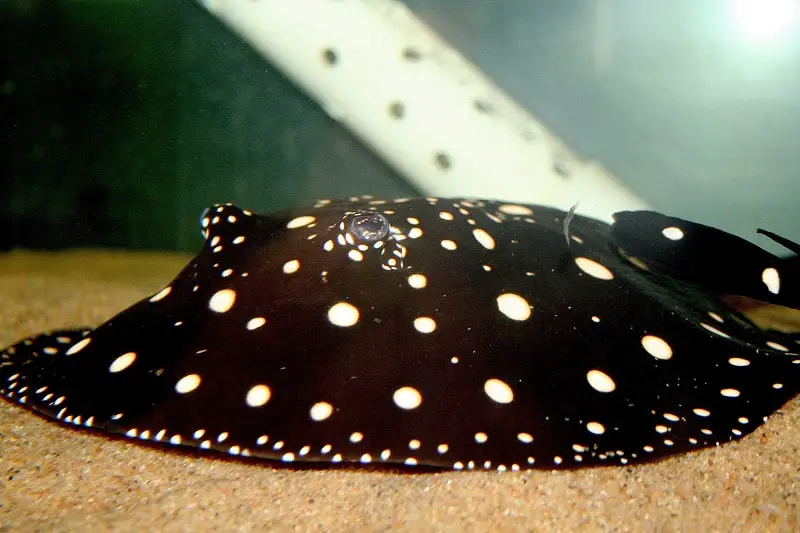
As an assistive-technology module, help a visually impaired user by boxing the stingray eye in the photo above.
[350,213,390,243]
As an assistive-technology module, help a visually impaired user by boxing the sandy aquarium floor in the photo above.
[0,250,798,532]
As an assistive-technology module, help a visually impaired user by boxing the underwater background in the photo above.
[2,0,798,253]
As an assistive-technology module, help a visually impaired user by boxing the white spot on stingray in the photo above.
[381,449,391,460]
[282,260,300,274]
[700,322,730,339]
[109,352,137,373]
[175,374,201,394]
[323,240,334,252]
[233,236,245,244]
[348,250,364,262]
[359,453,372,463]
[720,388,741,398]
[472,228,496,250]
[66,337,91,355]
[728,357,750,367]
[287,216,315,229]
[574,257,614,280]
[149,286,172,303]
[517,432,534,444]
[437,444,449,454]
[408,227,423,239]
[408,439,421,450]
[587,422,606,435]
[441,240,457,250]
[773,383,783,389]
[246,385,271,407]
[349,432,363,443]
[328,302,360,327]
[496,293,531,321]
[474,432,488,444]
[661,226,684,240]
[246,317,266,330]
[393,386,422,410]
[708,311,724,323]
[281,452,295,462]
[641,335,673,360]
[407,274,427,289]
[484,378,514,404]
[498,204,533,216]
[586,369,616,392]
[767,341,789,352]
[413,317,437,334]
[762,267,780,295]
[310,401,334,421]
[439,211,455,221]
[208,289,236,313]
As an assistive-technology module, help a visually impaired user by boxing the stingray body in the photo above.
[1,197,799,471]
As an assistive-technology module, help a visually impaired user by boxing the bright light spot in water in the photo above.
[731,0,797,43]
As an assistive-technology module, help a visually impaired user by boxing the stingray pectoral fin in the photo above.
[0,328,93,418]
[611,210,798,310]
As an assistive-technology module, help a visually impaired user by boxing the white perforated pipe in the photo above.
[195,0,650,221]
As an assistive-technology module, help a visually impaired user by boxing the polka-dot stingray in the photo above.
[1,198,799,472]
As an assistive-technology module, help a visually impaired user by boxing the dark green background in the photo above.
[1,0,417,252]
